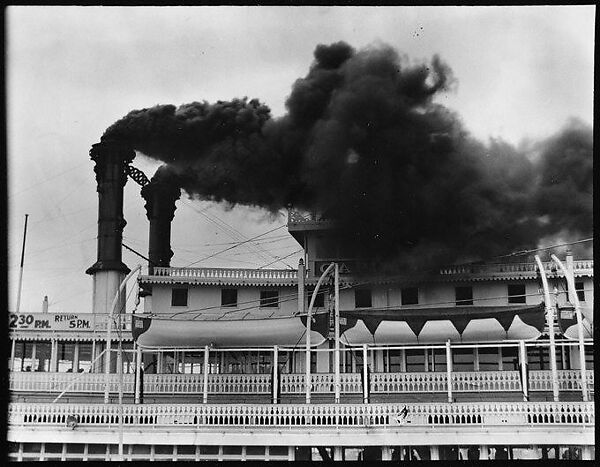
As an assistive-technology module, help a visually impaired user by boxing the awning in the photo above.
[339,304,546,344]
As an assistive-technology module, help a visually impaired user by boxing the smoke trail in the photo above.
[102,41,593,271]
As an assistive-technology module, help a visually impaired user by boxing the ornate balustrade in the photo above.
[148,267,297,283]
[8,401,594,428]
[9,369,593,395]
[9,372,131,393]
[439,260,593,277]
[529,369,594,392]
[280,373,363,394]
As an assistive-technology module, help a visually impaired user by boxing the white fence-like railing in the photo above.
[439,260,593,276]
[151,267,297,282]
[8,401,594,428]
[10,370,594,395]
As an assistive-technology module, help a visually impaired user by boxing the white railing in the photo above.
[439,260,593,276]
[142,374,272,394]
[280,373,363,394]
[9,372,132,393]
[9,369,594,395]
[371,372,450,393]
[8,401,594,428]
[529,369,594,392]
[151,267,297,282]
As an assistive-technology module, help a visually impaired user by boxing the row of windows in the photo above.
[171,289,280,308]
[171,283,587,308]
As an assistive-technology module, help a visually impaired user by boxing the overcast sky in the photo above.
[6,5,594,314]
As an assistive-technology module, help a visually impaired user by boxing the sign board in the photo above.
[314,260,375,275]
[8,313,94,331]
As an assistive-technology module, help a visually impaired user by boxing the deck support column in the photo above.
[30,343,37,372]
[480,445,489,460]
[135,344,142,404]
[50,339,58,372]
[446,339,453,403]
[10,339,16,372]
[381,446,391,460]
[362,344,369,404]
[273,345,278,404]
[203,345,209,404]
[551,253,588,402]
[534,255,559,402]
[91,340,97,373]
[73,342,79,372]
[430,446,440,460]
[334,263,340,404]
[519,340,529,401]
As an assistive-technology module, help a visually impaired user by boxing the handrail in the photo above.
[8,401,594,428]
[9,369,594,394]
[149,267,297,281]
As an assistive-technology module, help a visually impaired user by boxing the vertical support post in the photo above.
[551,254,588,402]
[72,342,79,373]
[534,255,559,402]
[446,340,453,403]
[50,339,58,372]
[430,446,440,460]
[480,445,489,460]
[362,344,369,404]
[498,346,503,371]
[400,348,406,372]
[519,340,529,402]
[305,262,335,404]
[381,446,392,461]
[273,345,278,404]
[473,346,480,371]
[30,343,37,372]
[157,351,163,374]
[203,345,209,404]
[297,258,305,315]
[117,310,124,460]
[334,263,340,404]
[135,344,142,404]
[10,339,16,372]
[424,348,429,372]
[91,340,97,373]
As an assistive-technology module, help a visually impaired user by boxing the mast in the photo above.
[15,213,29,313]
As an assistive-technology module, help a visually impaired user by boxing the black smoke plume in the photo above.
[102,41,593,271]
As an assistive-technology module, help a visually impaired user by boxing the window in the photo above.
[355,289,372,308]
[452,348,474,371]
[260,290,279,308]
[575,281,585,302]
[405,349,426,372]
[221,289,238,307]
[501,346,519,371]
[455,286,473,306]
[508,284,526,304]
[477,347,499,371]
[401,287,419,305]
[171,288,188,307]
[527,346,550,370]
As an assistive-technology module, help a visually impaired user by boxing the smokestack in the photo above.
[86,140,134,315]
[42,296,48,313]
[141,174,181,275]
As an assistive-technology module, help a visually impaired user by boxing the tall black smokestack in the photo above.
[86,140,134,314]
[141,168,181,275]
